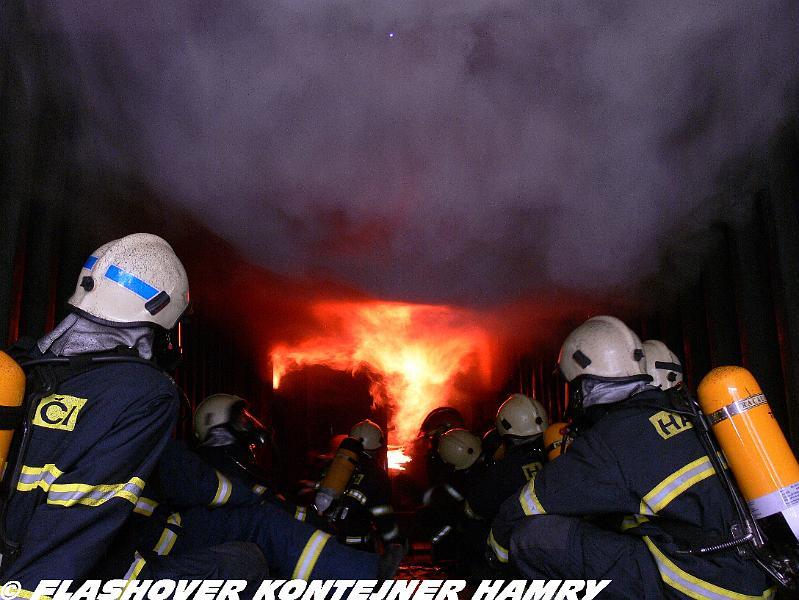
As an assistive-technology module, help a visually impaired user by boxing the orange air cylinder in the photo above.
[697,366,799,543]
[544,422,571,461]
[314,436,362,513]
[0,350,25,481]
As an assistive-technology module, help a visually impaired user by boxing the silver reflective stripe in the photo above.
[291,531,332,580]
[345,489,367,504]
[519,478,545,516]
[47,479,144,507]
[16,465,62,492]
[210,471,232,506]
[422,488,434,506]
[371,504,393,516]
[643,537,773,600]
[382,525,400,541]
[432,525,453,544]
[707,394,767,426]
[444,484,463,501]
[134,496,158,517]
[345,535,370,544]
[640,456,715,516]
[488,530,508,563]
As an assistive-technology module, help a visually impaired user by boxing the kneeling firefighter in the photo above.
[194,394,273,491]
[0,235,267,594]
[95,437,401,583]
[193,393,316,524]
[488,315,774,599]
[419,428,482,564]
[317,420,404,552]
[465,394,547,522]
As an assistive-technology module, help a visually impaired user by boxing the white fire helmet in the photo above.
[558,316,647,382]
[68,233,189,330]
[194,393,245,442]
[642,340,683,390]
[438,428,481,471]
[496,393,549,438]
[350,419,384,451]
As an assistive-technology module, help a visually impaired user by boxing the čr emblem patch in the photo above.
[33,395,87,431]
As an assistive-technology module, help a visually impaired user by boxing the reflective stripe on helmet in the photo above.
[104,264,160,300]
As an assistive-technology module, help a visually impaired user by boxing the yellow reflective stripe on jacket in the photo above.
[291,531,331,580]
[620,514,649,532]
[294,506,307,522]
[133,496,159,517]
[252,484,267,496]
[643,537,775,600]
[16,464,64,492]
[519,476,546,516]
[152,512,182,557]
[121,551,148,594]
[46,476,145,507]
[487,529,509,563]
[210,470,233,506]
[640,456,715,516]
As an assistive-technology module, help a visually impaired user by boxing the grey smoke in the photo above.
[45,0,799,304]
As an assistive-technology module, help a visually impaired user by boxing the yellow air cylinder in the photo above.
[543,422,571,461]
[698,366,799,543]
[314,436,362,513]
[0,351,25,480]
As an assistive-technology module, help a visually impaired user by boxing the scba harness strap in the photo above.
[0,340,163,572]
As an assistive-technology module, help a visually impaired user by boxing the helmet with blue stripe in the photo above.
[69,233,189,329]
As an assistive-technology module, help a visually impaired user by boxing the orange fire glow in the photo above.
[271,300,495,446]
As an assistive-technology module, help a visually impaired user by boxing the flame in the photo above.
[271,300,494,446]
[387,446,412,471]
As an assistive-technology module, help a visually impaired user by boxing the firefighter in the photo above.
[193,393,316,523]
[194,394,273,491]
[322,420,403,552]
[95,438,401,583]
[464,394,547,522]
[0,234,262,594]
[487,315,774,598]
[419,428,482,563]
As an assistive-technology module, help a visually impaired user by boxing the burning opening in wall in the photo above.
[270,300,496,455]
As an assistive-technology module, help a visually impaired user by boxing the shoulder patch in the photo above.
[649,410,693,440]
[521,461,542,480]
[32,395,88,431]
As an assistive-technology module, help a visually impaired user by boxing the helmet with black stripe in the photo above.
[642,340,683,390]
[496,394,548,439]
[558,315,647,382]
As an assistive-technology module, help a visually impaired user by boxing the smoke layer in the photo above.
[43,0,799,304]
